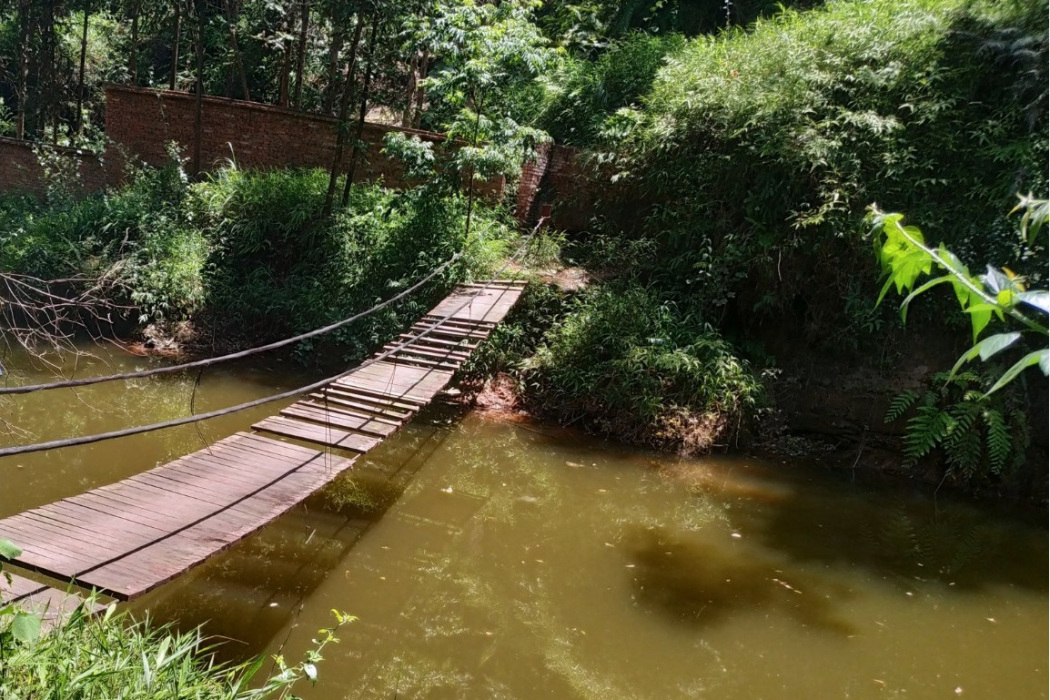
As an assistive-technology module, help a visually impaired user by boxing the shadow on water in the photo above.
[125,403,472,663]
[622,526,857,636]
[687,461,1049,595]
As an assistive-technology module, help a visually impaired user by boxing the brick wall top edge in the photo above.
[0,135,101,158]
[103,84,454,144]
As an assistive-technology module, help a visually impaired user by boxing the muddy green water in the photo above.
[2,346,1047,699]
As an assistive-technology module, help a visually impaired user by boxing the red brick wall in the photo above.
[518,144,630,232]
[103,85,505,199]
[3,87,612,231]
[0,137,117,198]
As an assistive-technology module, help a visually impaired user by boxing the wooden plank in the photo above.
[379,353,459,371]
[425,286,522,324]
[396,333,478,350]
[382,343,468,361]
[280,403,398,437]
[409,322,491,340]
[253,416,383,453]
[79,452,357,598]
[423,314,497,328]
[302,394,406,425]
[334,362,453,403]
[308,392,410,423]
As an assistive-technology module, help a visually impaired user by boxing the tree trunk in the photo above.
[169,1,181,91]
[74,8,89,142]
[322,24,344,113]
[277,43,291,106]
[222,0,250,100]
[412,49,429,129]
[192,0,204,175]
[42,0,57,142]
[343,19,381,204]
[292,0,309,108]
[322,14,364,217]
[15,1,29,139]
[401,50,419,128]
[130,3,140,85]
[463,89,485,240]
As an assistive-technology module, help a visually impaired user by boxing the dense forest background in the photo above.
[1,0,1046,493]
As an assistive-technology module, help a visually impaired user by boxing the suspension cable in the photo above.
[0,253,462,396]
[0,224,541,459]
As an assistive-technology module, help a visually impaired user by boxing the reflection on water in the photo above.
[2,346,1047,699]
[623,527,856,635]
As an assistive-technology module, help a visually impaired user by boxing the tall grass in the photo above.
[0,601,349,699]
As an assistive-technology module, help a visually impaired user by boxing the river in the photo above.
[1,345,1046,699]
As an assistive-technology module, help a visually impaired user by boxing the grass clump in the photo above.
[0,600,350,699]
[521,282,764,453]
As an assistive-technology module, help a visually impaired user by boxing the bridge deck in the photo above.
[0,281,524,603]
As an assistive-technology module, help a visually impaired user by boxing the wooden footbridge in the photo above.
[0,280,525,625]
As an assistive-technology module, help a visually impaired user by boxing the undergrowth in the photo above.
[0,163,515,361]
[606,0,1047,345]
[520,282,764,453]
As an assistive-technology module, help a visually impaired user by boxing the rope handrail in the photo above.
[0,253,462,396]
[0,222,541,459]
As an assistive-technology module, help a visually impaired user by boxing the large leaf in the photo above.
[964,304,994,341]
[11,611,41,644]
[1015,290,1050,315]
[900,275,951,321]
[0,538,21,560]
[986,349,1048,395]
[950,332,1022,376]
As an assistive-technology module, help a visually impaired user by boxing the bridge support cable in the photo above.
[0,224,542,459]
[0,253,463,396]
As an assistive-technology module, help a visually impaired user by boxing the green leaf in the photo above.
[964,304,993,341]
[949,332,1022,376]
[900,275,951,321]
[986,349,1047,395]
[1016,291,1050,315]
[976,332,1023,361]
[11,611,41,644]
[0,538,21,560]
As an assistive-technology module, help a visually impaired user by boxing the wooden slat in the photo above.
[280,403,399,437]
[253,416,383,453]
[0,433,355,600]
[382,344,468,363]
[334,361,453,403]
[308,390,412,422]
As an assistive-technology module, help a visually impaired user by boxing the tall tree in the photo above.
[322,9,365,216]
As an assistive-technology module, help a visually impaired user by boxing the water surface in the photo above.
[2,346,1046,699]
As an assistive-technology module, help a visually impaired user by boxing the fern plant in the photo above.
[886,371,1029,480]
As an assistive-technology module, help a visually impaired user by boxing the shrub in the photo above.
[194,170,515,355]
[522,282,763,452]
[613,0,1047,342]
[537,32,685,147]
